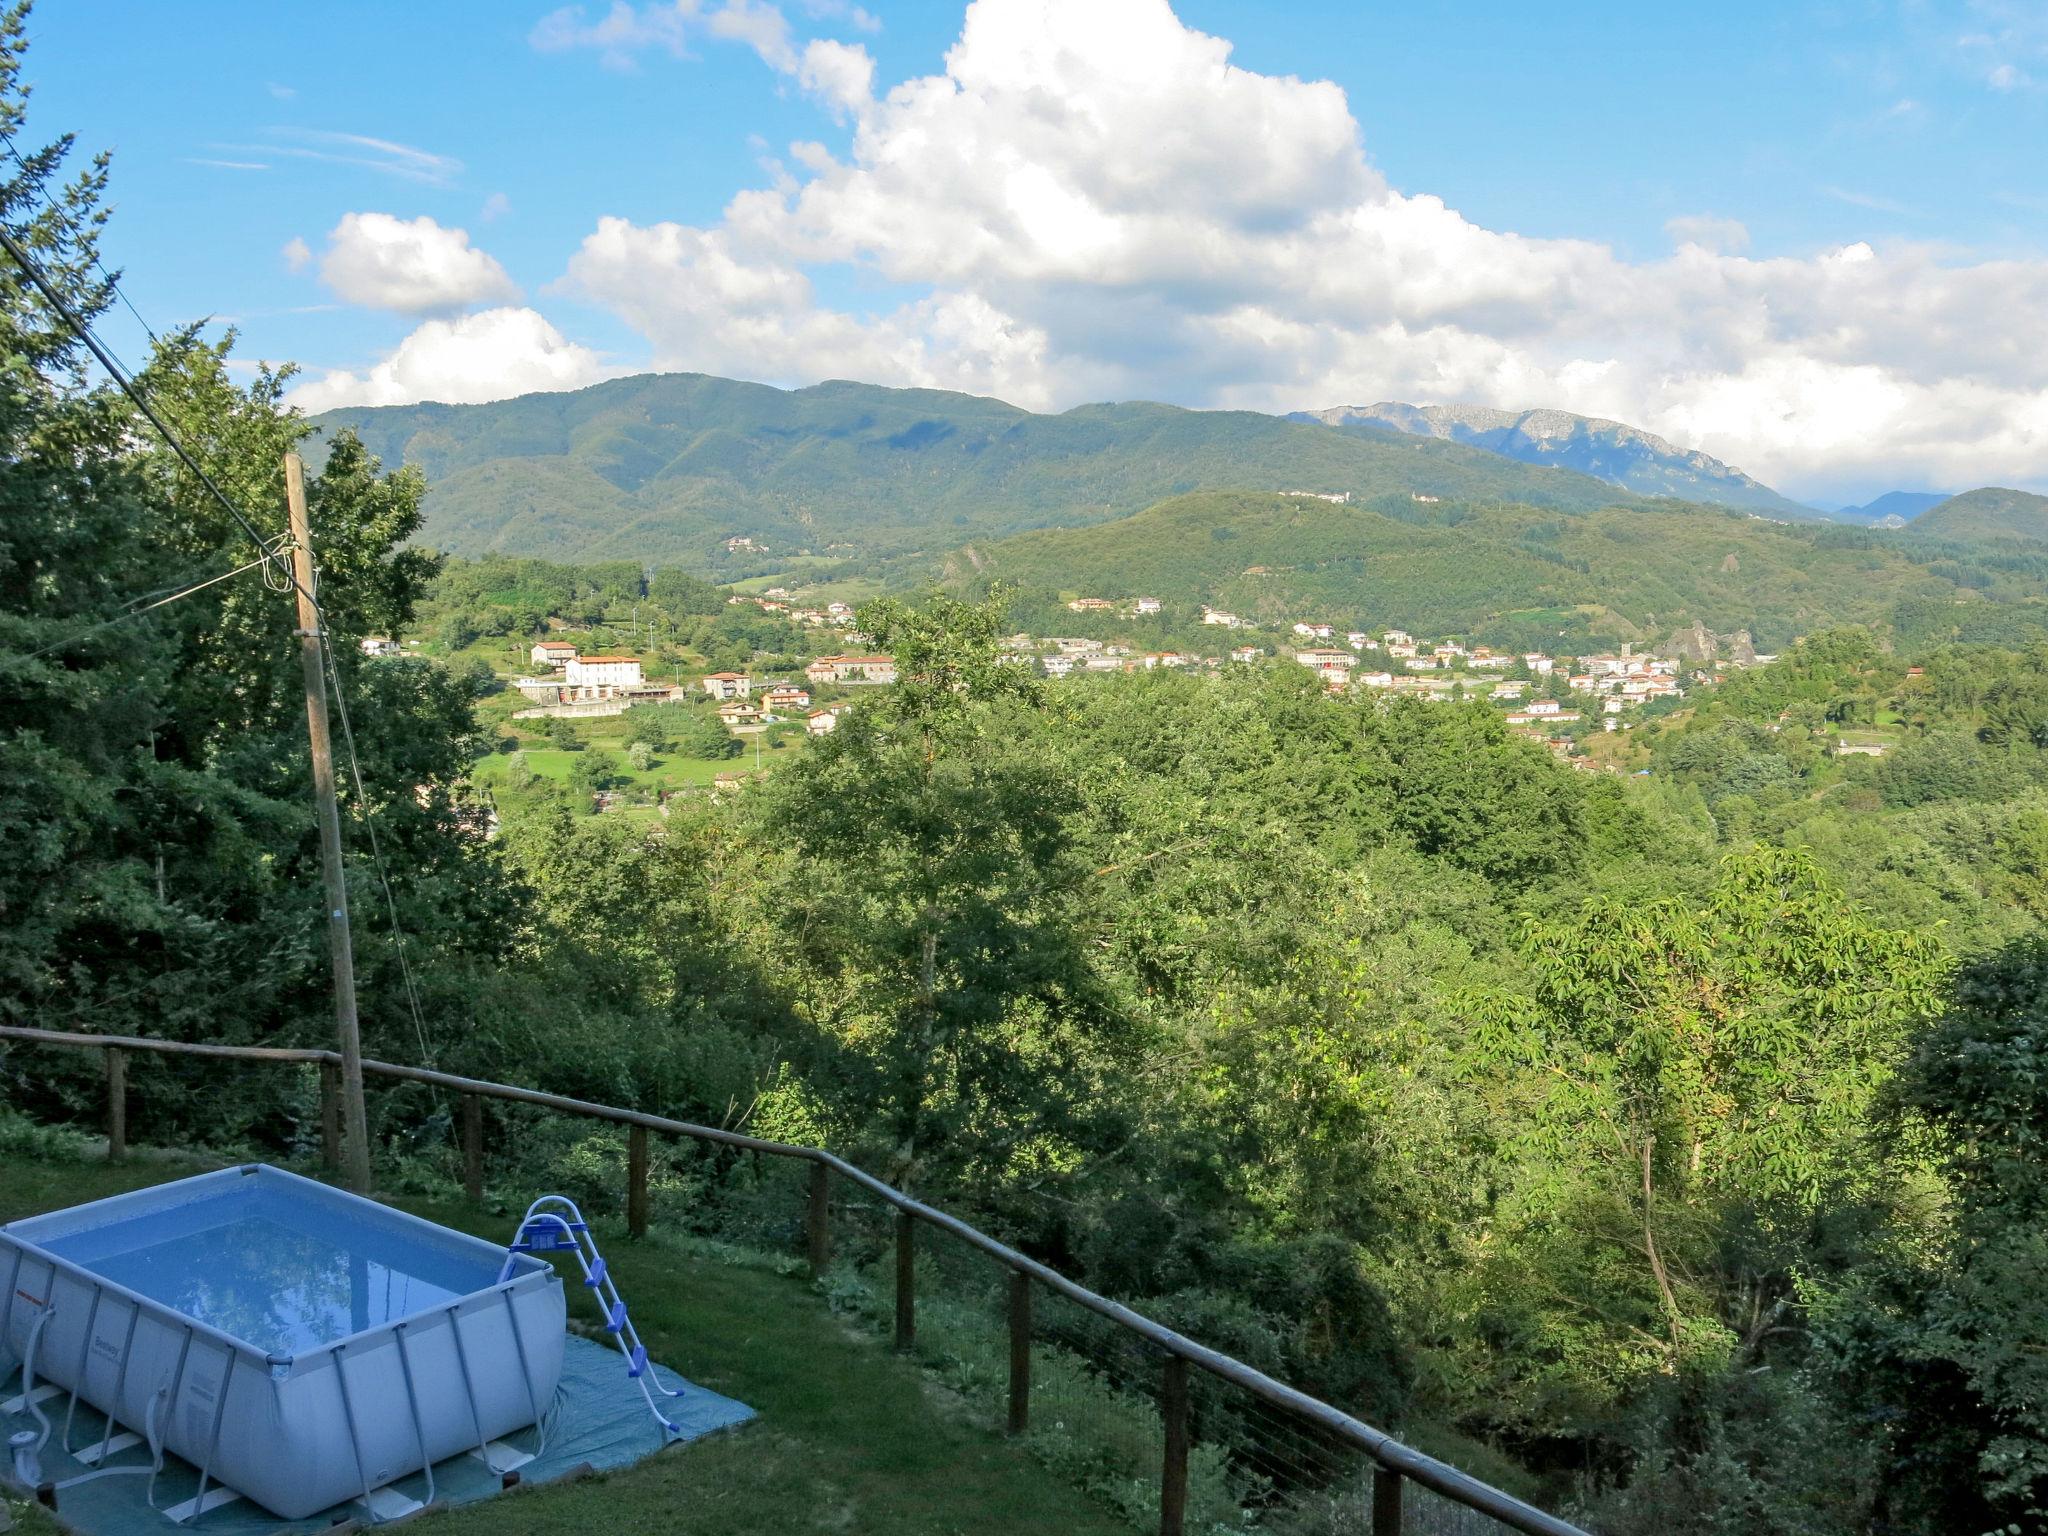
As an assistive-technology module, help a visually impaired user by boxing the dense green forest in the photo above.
[1910,486,2048,543]
[954,488,2048,655]
[11,27,2048,1534]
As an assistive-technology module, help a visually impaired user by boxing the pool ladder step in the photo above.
[500,1196,686,1437]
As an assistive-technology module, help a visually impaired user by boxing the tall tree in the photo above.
[755,592,1131,1189]
[0,9,514,1135]
[1463,848,1946,1377]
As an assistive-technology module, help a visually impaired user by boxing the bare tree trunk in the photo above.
[1641,1135,1683,1361]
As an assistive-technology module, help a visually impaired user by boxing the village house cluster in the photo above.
[479,591,1764,795]
[508,638,886,739]
[1018,599,1749,751]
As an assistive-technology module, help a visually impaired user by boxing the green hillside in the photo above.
[1912,486,2048,542]
[957,488,2037,650]
[307,372,1643,565]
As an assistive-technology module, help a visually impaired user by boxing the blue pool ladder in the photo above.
[499,1196,685,1436]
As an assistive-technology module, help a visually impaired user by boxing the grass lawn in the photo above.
[0,1144,1131,1536]
[473,747,738,792]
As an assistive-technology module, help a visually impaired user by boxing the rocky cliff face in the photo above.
[1664,620,1757,665]
[1293,402,1817,519]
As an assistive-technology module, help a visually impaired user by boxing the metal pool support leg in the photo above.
[165,1345,241,1525]
[391,1324,436,1510]
[145,1327,196,1513]
[0,1244,24,1377]
[59,1283,103,1453]
[447,1305,489,1458]
[330,1341,426,1524]
[75,1302,142,1466]
[331,1342,377,1514]
[500,1286,544,1435]
[454,1303,532,1477]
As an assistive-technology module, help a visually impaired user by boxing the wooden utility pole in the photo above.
[285,452,371,1194]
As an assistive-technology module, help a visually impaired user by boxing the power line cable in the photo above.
[1,197,444,1074]
[19,543,283,662]
[0,222,313,614]
[0,129,161,354]
[320,627,436,1068]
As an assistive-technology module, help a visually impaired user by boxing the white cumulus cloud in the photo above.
[288,307,608,412]
[544,0,2048,497]
[318,212,521,315]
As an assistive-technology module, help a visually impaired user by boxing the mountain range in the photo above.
[309,373,1641,566]
[307,373,2048,615]
[1289,402,1817,519]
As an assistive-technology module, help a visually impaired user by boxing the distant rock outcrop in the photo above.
[1664,620,1756,665]
[1827,490,1950,527]
[1292,402,1817,519]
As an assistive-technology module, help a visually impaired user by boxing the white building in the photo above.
[1042,654,1075,678]
[1134,597,1162,614]
[361,636,401,658]
[531,641,577,669]
[564,655,643,695]
[1383,630,1413,648]
[701,671,752,700]
[1201,608,1244,628]
[1296,648,1357,688]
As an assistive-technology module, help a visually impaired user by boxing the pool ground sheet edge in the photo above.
[1,1335,755,1535]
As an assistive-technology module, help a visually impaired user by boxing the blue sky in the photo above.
[15,0,2048,500]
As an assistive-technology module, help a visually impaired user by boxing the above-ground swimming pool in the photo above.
[1,1165,565,1520]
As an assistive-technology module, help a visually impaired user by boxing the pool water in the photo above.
[39,1180,505,1356]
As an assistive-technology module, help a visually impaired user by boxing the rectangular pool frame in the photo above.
[1,1165,565,1522]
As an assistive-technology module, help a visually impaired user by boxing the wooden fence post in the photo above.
[1373,1467,1404,1536]
[462,1093,483,1202]
[894,1209,916,1352]
[806,1162,831,1279]
[319,1061,341,1172]
[1007,1270,1032,1436]
[105,1048,126,1161]
[627,1123,650,1239]
[1160,1353,1189,1536]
